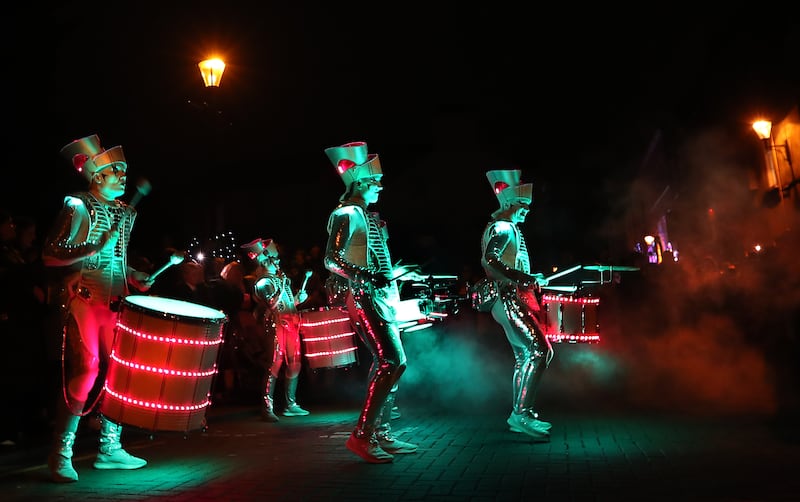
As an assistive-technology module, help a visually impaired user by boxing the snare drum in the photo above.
[299,307,358,369]
[101,295,227,432]
[542,294,600,342]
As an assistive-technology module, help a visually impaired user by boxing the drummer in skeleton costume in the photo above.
[242,237,310,422]
[323,141,422,463]
[42,134,153,483]
[481,169,553,441]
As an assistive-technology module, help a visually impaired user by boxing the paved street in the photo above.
[3,400,799,501]
[2,309,799,501]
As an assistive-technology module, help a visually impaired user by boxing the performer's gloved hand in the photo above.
[297,290,309,303]
[130,270,154,292]
[519,273,547,290]
[532,273,548,287]
[393,264,427,282]
[370,271,392,289]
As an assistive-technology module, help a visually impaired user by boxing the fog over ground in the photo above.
[391,125,799,419]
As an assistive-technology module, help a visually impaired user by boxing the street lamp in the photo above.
[752,119,796,202]
[198,58,226,87]
[196,57,228,237]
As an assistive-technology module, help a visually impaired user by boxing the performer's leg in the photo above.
[49,309,94,483]
[261,373,279,422]
[62,303,102,413]
[261,321,282,422]
[282,321,309,416]
[492,295,550,440]
[375,383,417,454]
[344,292,405,463]
[48,398,81,483]
[515,300,553,431]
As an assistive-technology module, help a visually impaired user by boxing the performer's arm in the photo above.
[324,207,375,284]
[482,221,538,287]
[253,276,279,309]
[42,196,112,266]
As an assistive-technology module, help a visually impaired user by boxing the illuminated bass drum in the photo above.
[299,307,359,369]
[101,295,227,432]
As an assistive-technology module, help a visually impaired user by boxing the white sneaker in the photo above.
[283,403,310,416]
[346,432,394,463]
[49,453,78,482]
[377,432,417,454]
[507,411,551,432]
[93,448,147,470]
[506,413,550,442]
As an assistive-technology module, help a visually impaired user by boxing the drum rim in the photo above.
[122,295,227,324]
[298,306,346,313]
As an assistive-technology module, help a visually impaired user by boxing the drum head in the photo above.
[124,295,226,323]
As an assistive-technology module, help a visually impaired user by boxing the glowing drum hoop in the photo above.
[542,294,600,344]
[101,295,227,432]
[299,307,358,369]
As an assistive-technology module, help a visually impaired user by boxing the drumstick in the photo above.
[129,178,152,209]
[544,264,582,282]
[541,285,578,293]
[149,252,185,282]
[300,270,312,293]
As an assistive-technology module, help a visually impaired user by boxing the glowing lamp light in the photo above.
[752,120,772,140]
[198,58,226,87]
[644,235,655,246]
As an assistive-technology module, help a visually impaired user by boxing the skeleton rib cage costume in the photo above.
[45,192,136,309]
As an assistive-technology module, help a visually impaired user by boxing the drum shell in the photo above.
[101,296,226,432]
[542,295,599,336]
[299,307,358,369]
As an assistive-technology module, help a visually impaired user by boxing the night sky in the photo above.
[8,4,799,276]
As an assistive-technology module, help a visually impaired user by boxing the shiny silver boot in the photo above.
[261,374,279,422]
[48,413,81,483]
[283,377,309,417]
[375,391,417,454]
[93,416,147,470]
[282,376,309,416]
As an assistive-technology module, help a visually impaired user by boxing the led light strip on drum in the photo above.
[103,386,210,412]
[116,322,224,345]
[305,346,359,358]
[109,351,218,377]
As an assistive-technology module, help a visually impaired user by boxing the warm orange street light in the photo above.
[198,58,226,87]
[752,119,772,140]
[752,119,784,205]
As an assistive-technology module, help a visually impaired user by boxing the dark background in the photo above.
[7,3,799,275]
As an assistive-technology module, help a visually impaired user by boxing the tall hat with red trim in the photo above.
[60,134,127,181]
[241,238,279,261]
[324,141,383,200]
[486,169,533,213]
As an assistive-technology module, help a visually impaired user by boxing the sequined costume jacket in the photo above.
[42,192,136,308]
[324,202,398,321]
[481,219,533,283]
[481,218,544,310]
[252,271,300,329]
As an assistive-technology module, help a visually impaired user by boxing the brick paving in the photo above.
[2,311,799,501]
[3,399,799,501]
